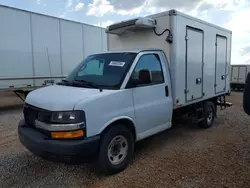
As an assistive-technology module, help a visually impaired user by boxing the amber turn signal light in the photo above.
[51,130,84,139]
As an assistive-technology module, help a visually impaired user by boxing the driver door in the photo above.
[128,52,173,140]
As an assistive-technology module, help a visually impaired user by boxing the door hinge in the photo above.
[185,35,189,40]
[184,89,189,94]
[214,84,217,87]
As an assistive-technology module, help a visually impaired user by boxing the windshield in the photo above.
[61,52,137,89]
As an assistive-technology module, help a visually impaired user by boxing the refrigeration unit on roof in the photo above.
[105,17,156,35]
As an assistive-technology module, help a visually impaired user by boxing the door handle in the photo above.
[165,85,169,97]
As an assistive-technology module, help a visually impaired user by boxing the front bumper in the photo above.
[18,119,100,163]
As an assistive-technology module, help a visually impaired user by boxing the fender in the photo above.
[99,116,137,137]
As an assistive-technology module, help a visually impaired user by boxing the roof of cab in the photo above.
[91,49,164,55]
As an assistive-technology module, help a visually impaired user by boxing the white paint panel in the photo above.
[238,66,247,83]
[186,28,203,101]
[83,25,102,57]
[0,7,33,88]
[31,14,61,86]
[60,20,84,75]
[215,36,227,93]
[231,66,239,83]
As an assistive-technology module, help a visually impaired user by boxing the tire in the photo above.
[198,101,216,129]
[243,72,250,115]
[97,124,134,175]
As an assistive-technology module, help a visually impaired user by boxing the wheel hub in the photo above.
[111,143,121,155]
[108,135,128,165]
[207,109,213,124]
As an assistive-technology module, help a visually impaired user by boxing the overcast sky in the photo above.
[0,0,250,64]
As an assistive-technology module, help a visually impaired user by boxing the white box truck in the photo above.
[230,64,250,90]
[18,9,232,175]
[0,5,107,98]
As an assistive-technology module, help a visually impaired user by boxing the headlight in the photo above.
[51,110,85,124]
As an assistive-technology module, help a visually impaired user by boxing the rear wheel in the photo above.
[198,101,216,129]
[98,124,134,175]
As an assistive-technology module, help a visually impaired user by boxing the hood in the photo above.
[25,85,102,111]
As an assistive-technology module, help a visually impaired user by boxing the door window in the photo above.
[131,54,164,86]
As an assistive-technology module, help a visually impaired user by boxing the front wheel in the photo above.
[97,124,134,175]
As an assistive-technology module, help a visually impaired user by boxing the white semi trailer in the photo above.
[230,64,250,90]
[0,5,107,98]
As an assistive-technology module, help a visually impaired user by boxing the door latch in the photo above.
[165,85,169,97]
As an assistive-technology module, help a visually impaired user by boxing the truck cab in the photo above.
[18,49,173,174]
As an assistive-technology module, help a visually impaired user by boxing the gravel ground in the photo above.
[0,92,249,188]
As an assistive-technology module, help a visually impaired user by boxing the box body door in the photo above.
[215,35,227,94]
[185,26,204,102]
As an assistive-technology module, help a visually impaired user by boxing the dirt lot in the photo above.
[0,92,249,188]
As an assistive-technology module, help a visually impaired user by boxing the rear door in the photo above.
[185,26,204,102]
[238,66,247,83]
[231,66,239,83]
[215,35,227,94]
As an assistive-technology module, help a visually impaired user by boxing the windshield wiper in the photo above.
[74,80,103,92]
[57,79,73,86]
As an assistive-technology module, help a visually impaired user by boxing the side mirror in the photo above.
[243,72,250,116]
[128,69,151,88]
[138,69,151,85]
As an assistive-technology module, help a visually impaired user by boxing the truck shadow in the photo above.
[135,117,192,143]
[131,115,208,163]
